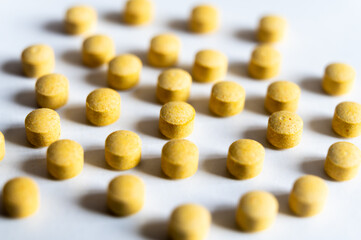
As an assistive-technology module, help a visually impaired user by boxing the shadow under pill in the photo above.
[244,95,267,116]
[308,117,336,137]
[167,19,189,33]
[128,49,148,65]
[62,49,83,67]
[202,157,232,179]
[139,218,169,240]
[13,90,37,108]
[136,118,166,139]
[137,157,166,179]
[132,85,158,105]
[300,158,333,181]
[242,127,274,149]
[4,126,31,148]
[234,28,256,43]
[43,20,64,35]
[188,97,211,116]
[228,61,249,78]
[299,76,324,95]
[1,59,23,77]
[271,191,293,216]
[21,157,50,179]
[103,11,123,25]
[63,105,87,125]
[84,149,113,170]
[79,191,109,216]
[85,70,107,87]
[212,206,238,231]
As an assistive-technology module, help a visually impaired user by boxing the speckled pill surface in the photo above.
[161,139,199,179]
[105,130,142,170]
[332,101,361,138]
[257,15,287,43]
[236,191,278,232]
[169,204,211,240]
[0,131,5,161]
[148,34,181,67]
[267,111,303,149]
[21,44,55,78]
[82,35,115,68]
[107,175,145,216]
[248,44,281,80]
[189,5,219,33]
[64,5,97,35]
[2,177,39,218]
[25,108,60,147]
[192,49,228,83]
[159,101,195,139]
[124,0,153,25]
[86,88,121,126]
[265,80,300,114]
[289,175,328,217]
[322,63,355,96]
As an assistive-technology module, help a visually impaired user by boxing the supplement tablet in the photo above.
[0,131,4,161]
[64,5,97,35]
[21,44,55,78]
[248,44,281,80]
[148,34,181,67]
[265,80,300,114]
[257,15,287,43]
[82,35,115,68]
[322,63,355,96]
[123,0,153,25]
[332,101,361,138]
[189,5,219,34]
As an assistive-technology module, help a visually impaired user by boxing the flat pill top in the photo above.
[239,191,278,218]
[195,49,227,68]
[212,81,245,102]
[228,139,264,164]
[251,44,281,67]
[162,139,198,164]
[291,175,328,204]
[158,68,192,91]
[259,15,287,32]
[126,0,152,14]
[160,101,195,125]
[327,141,361,167]
[109,54,142,76]
[325,63,355,82]
[25,108,60,133]
[47,139,83,166]
[268,111,303,134]
[105,130,141,156]
[267,81,300,102]
[150,34,180,54]
[335,101,361,123]
[191,5,218,22]
[86,88,121,112]
[3,177,38,203]
[36,73,69,96]
[108,175,144,200]
[22,44,54,65]
[83,35,114,54]
[170,204,211,232]
[65,5,96,24]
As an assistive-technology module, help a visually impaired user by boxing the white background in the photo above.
[1,0,361,239]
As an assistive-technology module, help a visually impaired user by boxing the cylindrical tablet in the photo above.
[148,34,181,67]
[227,139,264,179]
[289,175,328,217]
[257,15,287,43]
[105,130,142,170]
[332,101,361,138]
[107,175,145,216]
[322,63,355,96]
[64,5,97,35]
[156,68,192,104]
[2,177,39,218]
[248,45,281,80]
[236,191,278,232]
[161,139,199,179]
[25,108,61,147]
[325,141,361,181]
[159,101,195,139]
[209,81,245,117]
[189,5,219,34]
[82,35,115,68]
[267,111,303,149]
[265,80,300,114]
[192,49,228,83]
[21,44,55,78]
[123,0,153,25]
[169,204,211,240]
[0,131,5,161]
[86,88,121,126]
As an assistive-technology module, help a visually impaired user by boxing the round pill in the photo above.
[0,131,5,161]
[86,88,121,126]
[156,68,192,104]
[107,54,142,90]
[169,204,211,240]
[267,111,303,149]
[325,141,361,181]
[123,0,153,25]
[209,81,245,117]
[64,5,97,35]
[189,5,219,34]
[21,44,55,78]
[148,34,181,67]
[107,175,145,216]
[82,35,115,68]
[236,191,278,232]
[248,44,281,80]
[257,15,287,43]
[105,130,142,170]
[159,101,195,139]
[2,177,39,218]
[192,49,228,83]
[332,101,361,138]
[25,108,61,147]
[322,63,356,96]
[265,80,301,114]
[161,139,199,179]
[289,175,328,217]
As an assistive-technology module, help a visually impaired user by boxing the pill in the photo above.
[86,88,121,126]
[332,101,361,138]
[248,44,281,80]
[107,175,144,216]
[25,108,61,147]
[267,111,303,149]
[161,139,199,179]
[21,44,55,78]
[148,34,181,67]
[265,80,300,114]
[169,204,211,240]
[257,15,287,43]
[0,131,4,161]
[189,5,219,33]
[82,35,115,68]
[123,0,153,25]
[159,101,195,139]
[227,139,264,179]
[35,73,69,109]
[2,177,39,218]
[192,49,228,83]
[209,81,245,117]
[289,175,328,217]
[64,5,97,35]
[322,63,356,96]
[156,68,192,104]
[236,191,278,232]
[105,130,142,170]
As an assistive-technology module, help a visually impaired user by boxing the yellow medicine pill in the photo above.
[0,131,5,161]
[148,34,181,67]
[236,191,278,232]
[25,108,61,147]
[209,81,245,117]
[189,5,219,34]
[2,177,39,218]
[105,130,142,170]
[267,111,303,149]
[324,141,361,181]
[159,101,195,139]
[265,80,301,114]
[86,88,121,126]
[322,63,356,96]
[21,44,55,78]
[64,5,97,35]
[289,175,328,217]
[248,44,281,80]
[169,204,211,240]
[257,15,287,43]
[123,0,153,25]
[332,101,361,138]
[227,139,264,180]
[156,68,192,104]
[82,35,115,68]
[107,175,145,216]
[161,139,199,179]
[192,49,228,83]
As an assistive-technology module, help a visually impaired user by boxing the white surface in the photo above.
[0,0,361,239]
